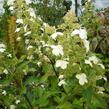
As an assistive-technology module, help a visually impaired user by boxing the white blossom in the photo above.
[16,19,23,24]
[16,37,21,41]
[71,28,87,40]
[27,45,33,50]
[59,75,64,79]
[37,62,42,67]
[50,32,63,40]
[25,39,30,45]
[28,8,36,18]
[97,86,105,94]
[10,105,16,109]
[9,6,14,11]
[55,60,69,69]
[24,31,31,36]
[83,40,90,52]
[76,73,88,85]
[15,100,20,104]
[25,0,32,5]
[24,25,28,32]
[85,59,92,67]
[0,43,6,53]
[71,28,89,52]
[3,69,9,74]
[58,79,66,86]
[7,54,12,58]
[98,63,105,69]
[89,55,99,64]
[15,28,21,32]
[51,45,64,56]
[85,55,99,67]
[2,90,7,96]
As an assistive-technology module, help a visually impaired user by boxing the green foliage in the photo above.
[0,0,108,109]
[32,0,66,26]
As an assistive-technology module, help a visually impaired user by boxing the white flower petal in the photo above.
[58,79,66,86]
[3,69,9,74]
[16,19,23,24]
[71,29,79,36]
[51,45,64,56]
[59,75,64,79]
[79,28,87,40]
[10,105,16,109]
[51,32,63,40]
[83,40,90,52]
[15,28,21,32]
[28,8,36,18]
[24,31,31,36]
[55,60,68,69]
[76,73,88,85]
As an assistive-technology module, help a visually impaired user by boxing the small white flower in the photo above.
[28,8,36,18]
[51,45,64,56]
[0,43,6,53]
[2,90,7,96]
[59,75,64,80]
[15,100,20,104]
[76,73,88,85]
[85,55,99,67]
[83,40,90,52]
[71,28,87,40]
[97,86,105,94]
[50,32,63,40]
[7,54,12,58]
[0,44,6,48]
[10,105,16,109]
[25,0,32,5]
[43,23,48,28]
[24,31,31,36]
[27,45,33,50]
[58,79,66,86]
[25,39,30,45]
[41,84,45,88]
[9,6,14,11]
[55,60,69,69]
[15,28,21,32]
[89,56,98,64]
[16,37,21,41]
[98,63,105,69]
[71,29,79,35]
[3,69,9,74]
[16,19,23,24]
[85,59,92,67]
[37,62,42,67]
[24,25,28,32]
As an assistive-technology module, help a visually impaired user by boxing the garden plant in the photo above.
[0,0,109,109]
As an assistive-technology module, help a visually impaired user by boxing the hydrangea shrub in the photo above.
[0,0,107,109]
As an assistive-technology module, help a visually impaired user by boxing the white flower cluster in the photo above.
[71,28,90,52]
[85,55,105,69]
[58,75,66,86]
[76,73,88,85]
[50,32,63,40]
[55,60,69,69]
[0,43,6,53]
[51,45,64,56]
